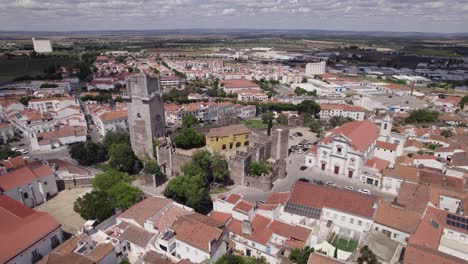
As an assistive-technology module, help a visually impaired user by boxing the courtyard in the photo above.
[36,187,92,234]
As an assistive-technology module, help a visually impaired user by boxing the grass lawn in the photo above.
[0,56,78,82]
[243,119,275,130]
[331,236,358,252]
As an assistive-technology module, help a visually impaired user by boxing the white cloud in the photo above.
[0,0,466,32]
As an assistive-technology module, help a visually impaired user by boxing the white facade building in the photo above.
[305,61,326,76]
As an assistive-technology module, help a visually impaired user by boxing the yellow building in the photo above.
[206,124,251,151]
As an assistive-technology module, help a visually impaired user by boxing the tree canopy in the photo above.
[143,159,163,175]
[73,190,115,222]
[70,141,107,166]
[103,130,130,148]
[108,182,143,210]
[249,161,272,176]
[276,114,289,126]
[357,246,378,264]
[163,175,213,214]
[328,116,353,128]
[289,246,315,264]
[173,128,206,149]
[92,170,130,191]
[215,254,267,264]
[298,100,321,116]
[459,95,468,106]
[440,129,453,138]
[405,109,439,124]
[182,114,199,128]
[109,143,141,174]
[182,150,229,185]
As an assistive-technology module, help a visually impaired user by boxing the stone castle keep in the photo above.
[124,74,166,158]
[156,125,289,192]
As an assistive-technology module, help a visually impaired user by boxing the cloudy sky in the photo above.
[1,0,468,33]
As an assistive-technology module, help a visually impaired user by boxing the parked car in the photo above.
[296,132,303,137]
[313,179,324,185]
[298,178,310,182]
[358,189,371,195]
[23,156,30,159]
[300,166,308,171]
[11,147,18,151]
[344,186,354,191]
[297,149,304,154]
[326,181,337,187]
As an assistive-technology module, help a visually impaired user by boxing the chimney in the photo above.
[241,220,252,235]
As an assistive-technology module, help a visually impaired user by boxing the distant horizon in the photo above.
[1,0,467,34]
[1,28,467,36]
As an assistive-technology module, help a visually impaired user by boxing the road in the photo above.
[229,153,396,203]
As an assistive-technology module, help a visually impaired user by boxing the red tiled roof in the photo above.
[118,196,171,226]
[221,79,260,89]
[287,181,378,218]
[376,141,397,151]
[225,193,242,204]
[308,253,345,264]
[0,164,53,191]
[404,244,461,264]
[207,124,251,138]
[264,192,290,205]
[209,211,232,225]
[364,157,390,172]
[172,215,223,252]
[374,201,421,234]
[233,200,254,214]
[0,195,61,263]
[323,120,379,151]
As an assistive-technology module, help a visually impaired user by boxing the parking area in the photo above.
[36,187,91,234]
[288,126,318,149]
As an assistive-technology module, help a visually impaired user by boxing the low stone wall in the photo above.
[244,173,274,192]
[57,177,94,190]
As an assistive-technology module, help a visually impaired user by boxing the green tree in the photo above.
[357,246,378,264]
[108,182,142,210]
[276,114,289,126]
[143,159,162,175]
[211,152,229,183]
[459,95,468,107]
[19,96,33,106]
[295,87,307,96]
[216,254,267,264]
[109,143,141,174]
[440,129,453,138]
[163,175,213,214]
[0,146,21,160]
[249,161,272,176]
[92,170,129,191]
[73,190,115,222]
[298,100,321,116]
[329,116,353,128]
[70,141,108,166]
[103,130,130,147]
[182,114,199,128]
[289,246,315,264]
[405,109,439,124]
[261,112,274,123]
[173,128,206,149]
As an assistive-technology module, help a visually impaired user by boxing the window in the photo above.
[195,250,198,256]
[350,218,354,224]
[32,250,41,259]
[245,134,249,139]
[251,242,256,247]
[375,227,379,231]
[461,235,466,241]
[186,246,189,252]
[23,192,29,199]
[394,233,399,239]
[337,146,342,154]
[358,220,362,226]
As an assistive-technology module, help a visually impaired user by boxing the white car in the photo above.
[23,156,30,159]
[11,147,18,151]
[20,149,29,154]
[297,149,304,154]
[358,188,371,195]
[344,186,354,191]
[326,181,337,187]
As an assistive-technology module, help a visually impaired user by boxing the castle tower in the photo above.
[124,74,166,158]
[270,126,289,161]
[379,115,392,138]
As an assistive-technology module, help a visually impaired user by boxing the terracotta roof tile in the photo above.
[374,201,422,233]
[287,181,378,219]
[207,124,251,138]
[0,195,61,263]
[233,200,254,214]
[376,141,398,151]
[118,196,171,227]
[172,215,223,252]
[323,120,379,151]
